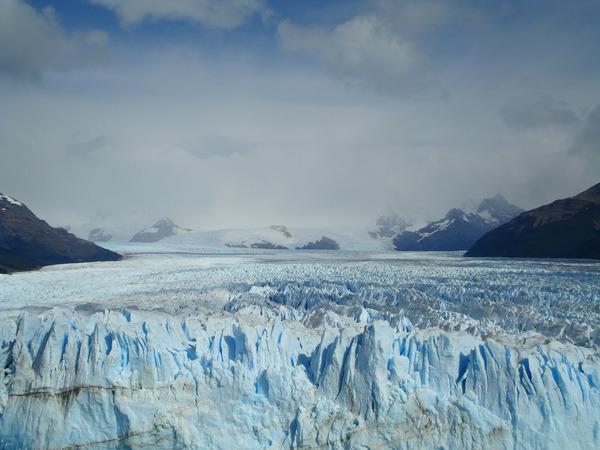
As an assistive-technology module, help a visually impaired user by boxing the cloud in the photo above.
[276,0,460,93]
[88,0,266,29]
[278,16,421,92]
[372,0,456,33]
[0,0,108,78]
[499,95,580,130]
[1,0,599,231]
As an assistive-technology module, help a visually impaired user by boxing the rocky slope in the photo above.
[394,195,522,251]
[0,193,121,273]
[466,182,600,259]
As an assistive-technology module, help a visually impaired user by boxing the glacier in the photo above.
[0,250,599,449]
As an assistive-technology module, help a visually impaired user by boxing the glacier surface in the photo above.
[0,250,599,449]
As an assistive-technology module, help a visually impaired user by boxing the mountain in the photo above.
[393,195,523,251]
[72,210,159,243]
[128,226,387,252]
[475,193,524,224]
[0,193,121,273]
[296,236,340,250]
[369,212,412,239]
[88,227,112,243]
[223,225,293,249]
[466,183,600,259]
[130,218,192,243]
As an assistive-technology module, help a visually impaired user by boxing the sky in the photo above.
[1,0,599,230]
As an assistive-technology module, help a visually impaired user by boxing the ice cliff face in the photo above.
[0,252,599,449]
[1,308,598,449]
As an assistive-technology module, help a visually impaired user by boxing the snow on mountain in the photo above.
[0,252,599,449]
[75,216,391,251]
[155,225,387,252]
[72,210,157,242]
[475,193,524,224]
[393,195,523,251]
[130,218,192,243]
[0,194,22,207]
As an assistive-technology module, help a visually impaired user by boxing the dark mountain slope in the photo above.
[0,193,121,273]
[465,183,600,259]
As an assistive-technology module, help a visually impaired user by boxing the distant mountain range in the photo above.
[154,225,386,251]
[0,194,121,273]
[466,183,600,259]
[393,194,523,251]
[77,212,385,250]
[79,213,192,244]
[196,226,348,250]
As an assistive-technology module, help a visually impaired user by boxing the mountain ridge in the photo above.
[0,193,121,273]
[466,183,600,259]
[393,194,523,251]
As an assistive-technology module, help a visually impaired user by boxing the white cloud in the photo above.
[89,0,266,29]
[276,0,460,92]
[0,0,108,78]
[278,16,421,91]
[373,0,456,33]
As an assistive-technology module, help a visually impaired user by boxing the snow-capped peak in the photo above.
[0,193,23,207]
[476,194,523,224]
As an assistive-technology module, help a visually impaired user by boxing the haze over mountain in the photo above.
[369,213,413,239]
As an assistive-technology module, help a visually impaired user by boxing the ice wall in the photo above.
[1,305,598,449]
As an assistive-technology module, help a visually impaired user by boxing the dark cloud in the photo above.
[499,95,580,130]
